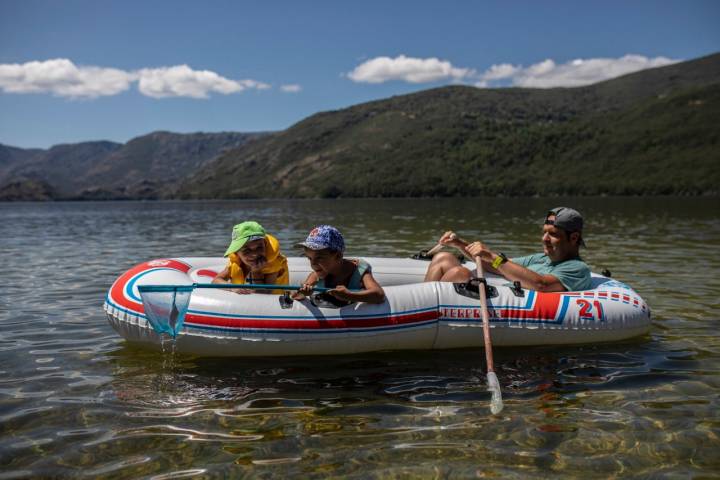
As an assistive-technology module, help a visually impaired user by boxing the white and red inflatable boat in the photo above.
[104,257,651,357]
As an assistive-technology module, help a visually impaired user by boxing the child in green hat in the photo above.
[212,221,289,294]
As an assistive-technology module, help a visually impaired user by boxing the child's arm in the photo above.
[329,272,385,304]
[212,266,231,284]
[211,266,253,294]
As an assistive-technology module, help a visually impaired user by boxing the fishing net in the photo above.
[138,285,193,338]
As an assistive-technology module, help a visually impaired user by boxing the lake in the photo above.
[1,197,719,478]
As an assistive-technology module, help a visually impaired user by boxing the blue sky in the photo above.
[1,0,718,148]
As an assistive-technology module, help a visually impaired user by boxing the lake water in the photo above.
[1,197,719,478]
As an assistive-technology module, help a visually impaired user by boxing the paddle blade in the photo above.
[138,285,193,338]
[487,371,504,414]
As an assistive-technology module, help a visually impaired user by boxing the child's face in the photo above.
[237,239,267,271]
[303,248,342,279]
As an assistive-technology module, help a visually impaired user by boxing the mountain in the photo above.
[0,144,44,180]
[3,53,718,201]
[176,52,720,198]
[0,131,269,200]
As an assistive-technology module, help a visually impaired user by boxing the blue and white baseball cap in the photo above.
[295,225,345,252]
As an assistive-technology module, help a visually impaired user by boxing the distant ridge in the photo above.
[0,131,270,200]
[176,52,720,198]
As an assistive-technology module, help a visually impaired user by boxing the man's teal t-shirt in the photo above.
[512,254,591,292]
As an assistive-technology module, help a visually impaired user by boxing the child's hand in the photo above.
[232,288,254,295]
[291,283,315,300]
[329,285,352,301]
[300,282,316,295]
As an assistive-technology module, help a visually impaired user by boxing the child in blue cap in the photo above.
[293,225,385,304]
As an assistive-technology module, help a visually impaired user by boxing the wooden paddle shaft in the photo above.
[475,257,495,373]
[426,243,445,256]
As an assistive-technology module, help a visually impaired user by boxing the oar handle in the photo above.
[426,233,476,262]
[426,243,446,256]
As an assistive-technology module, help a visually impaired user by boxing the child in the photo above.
[213,221,289,294]
[293,225,385,304]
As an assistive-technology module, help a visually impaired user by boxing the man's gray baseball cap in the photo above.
[545,207,586,247]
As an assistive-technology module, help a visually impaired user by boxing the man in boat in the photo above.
[424,207,591,292]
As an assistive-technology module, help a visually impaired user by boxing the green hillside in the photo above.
[177,53,720,198]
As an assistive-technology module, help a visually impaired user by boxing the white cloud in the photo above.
[347,55,473,84]
[476,55,680,88]
[481,63,520,81]
[280,84,302,93]
[238,79,271,90]
[0,58,134,98]
[137,65,269,99]
[0,59,272,99]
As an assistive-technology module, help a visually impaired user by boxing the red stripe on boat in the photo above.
[196,269,218,278]
[185,309,439,330]
[495,291,563,321]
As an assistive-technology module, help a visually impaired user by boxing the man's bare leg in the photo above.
[424,252,463,282]
[440,265,473,283]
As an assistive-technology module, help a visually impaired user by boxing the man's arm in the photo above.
[492,259,566,292]
[465,242,567,292]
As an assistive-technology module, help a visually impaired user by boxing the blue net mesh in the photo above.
[138,286,193,338]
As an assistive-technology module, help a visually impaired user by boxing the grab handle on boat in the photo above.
[279,291,294,309]
[510,281,525,297]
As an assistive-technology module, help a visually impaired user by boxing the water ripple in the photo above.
[0,198,718,477]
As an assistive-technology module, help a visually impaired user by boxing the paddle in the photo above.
[427,232,504,413]
[137,283,334,338]
[474,256,504,414]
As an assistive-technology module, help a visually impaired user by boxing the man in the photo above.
[423,207,591,292]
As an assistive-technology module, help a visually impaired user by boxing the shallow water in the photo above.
[1,197,719,478]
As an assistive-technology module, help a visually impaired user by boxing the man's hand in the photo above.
[465,241,494,262]
[439,231,464,247]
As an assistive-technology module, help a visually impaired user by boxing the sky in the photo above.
[1,0,718,148]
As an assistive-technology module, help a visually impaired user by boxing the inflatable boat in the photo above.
[104,257,651,357]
